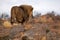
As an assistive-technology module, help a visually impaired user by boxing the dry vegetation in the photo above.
[0,12,60,40]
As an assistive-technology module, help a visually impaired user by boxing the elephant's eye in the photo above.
[31,8,33,11]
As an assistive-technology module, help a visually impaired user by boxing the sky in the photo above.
[0,0,60,16]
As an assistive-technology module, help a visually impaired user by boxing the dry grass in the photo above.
[3,21,12,28]
[0,13,60,40]
[41,36,46,40]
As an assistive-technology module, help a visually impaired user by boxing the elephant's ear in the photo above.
[19,6,25,11]
[19,6,27,14]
